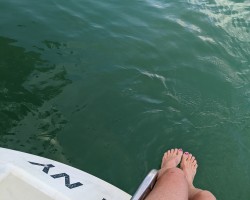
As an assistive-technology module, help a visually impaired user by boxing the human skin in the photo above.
[145,149,216,200]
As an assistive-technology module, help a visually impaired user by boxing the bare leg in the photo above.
[180,152,216,200]
[145,148,189,200]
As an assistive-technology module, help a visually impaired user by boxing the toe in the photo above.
[170,149,174,154]
[177,149,183,160]
[161,153,167,167]
[178,148,183,155]
[191,156,195,163]
[194,164,198,170]
[174,148,178,155]
[181,152,188,168]
[163,152,167,158]
[188,153,193,161]
[182,152,189,161]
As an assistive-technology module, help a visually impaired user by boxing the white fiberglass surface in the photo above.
[0,173,55,200]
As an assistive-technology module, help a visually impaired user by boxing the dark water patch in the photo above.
[0,36,70,161]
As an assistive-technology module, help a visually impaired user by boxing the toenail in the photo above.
[178,148,183,151]
[184,152,189,155]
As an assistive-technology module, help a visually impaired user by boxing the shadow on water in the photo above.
[0,36,71,161]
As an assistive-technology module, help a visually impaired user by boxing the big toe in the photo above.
[181,152,189,166]
[177,148,183,161]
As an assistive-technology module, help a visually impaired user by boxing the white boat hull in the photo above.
[0,148,131,200]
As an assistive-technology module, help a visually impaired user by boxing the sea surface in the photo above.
[0,0,250,199]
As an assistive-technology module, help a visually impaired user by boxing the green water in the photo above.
[1,0,250,199]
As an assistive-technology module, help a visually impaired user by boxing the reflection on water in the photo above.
[0,36,70,161]
[188,0,250,75]
[188,0,250,41]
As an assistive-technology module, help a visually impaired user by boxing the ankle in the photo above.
[158,167,183,179]
[188,186,203,199]
[158,167,171,178]
[190,190,216,200]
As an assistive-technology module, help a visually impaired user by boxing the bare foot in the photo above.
[181,152,202,198]
[180,152,197,187]
[159,148,183,177]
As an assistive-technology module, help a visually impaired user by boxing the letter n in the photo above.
[51,173,83,189]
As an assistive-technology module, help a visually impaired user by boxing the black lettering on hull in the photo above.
[29,161,83,189]
[29,161,55,174]
[51,173,83,189]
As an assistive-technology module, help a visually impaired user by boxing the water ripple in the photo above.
[134,94,164,104]
[188,0,250,42]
